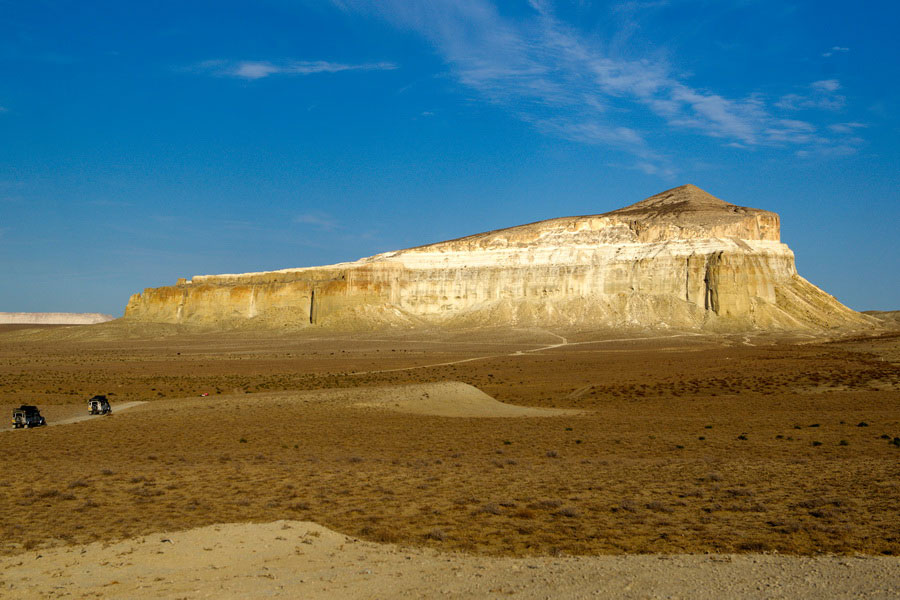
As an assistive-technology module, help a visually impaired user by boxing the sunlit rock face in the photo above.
[124,185,874,331]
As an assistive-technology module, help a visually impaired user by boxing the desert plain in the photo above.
[1,322,899,597]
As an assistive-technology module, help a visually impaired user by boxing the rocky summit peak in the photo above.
[395,184,778,255]
[606,184,733,217]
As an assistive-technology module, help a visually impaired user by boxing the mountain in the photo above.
[124,185,875,332]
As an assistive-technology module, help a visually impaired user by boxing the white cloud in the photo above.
[776,80,846,111]
[196,59,397,80]
[828,122,866,134]
[822,46,849,57]
[763,119,819,145]
[811,79,840,92]
[334,0,862,166]
[233,61,282,80]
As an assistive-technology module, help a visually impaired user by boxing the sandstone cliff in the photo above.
[124,185,875,332]
[0,312,115,325]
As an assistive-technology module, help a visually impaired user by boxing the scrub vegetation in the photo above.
[1,325,898,557]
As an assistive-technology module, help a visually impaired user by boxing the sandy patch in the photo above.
[1,520,898,599]
[353,381,578,417]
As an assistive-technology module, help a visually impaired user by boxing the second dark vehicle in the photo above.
[88,395,112,415]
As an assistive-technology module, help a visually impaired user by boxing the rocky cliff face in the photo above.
[124,185,874,331]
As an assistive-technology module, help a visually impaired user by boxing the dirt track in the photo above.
[2,402,146,431]
[51,401,146,426]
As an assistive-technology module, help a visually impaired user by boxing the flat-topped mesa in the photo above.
[125,185,874,331]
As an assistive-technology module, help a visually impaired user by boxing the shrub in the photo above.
[359,526,400,544]
[477,503,502,515]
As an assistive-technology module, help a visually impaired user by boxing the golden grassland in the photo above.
[1,325,899,557]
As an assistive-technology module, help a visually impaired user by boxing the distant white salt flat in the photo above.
[0,312,115,325]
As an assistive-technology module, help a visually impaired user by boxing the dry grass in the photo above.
[0,326,898,557]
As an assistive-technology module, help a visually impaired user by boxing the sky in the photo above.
[1,0,898,316]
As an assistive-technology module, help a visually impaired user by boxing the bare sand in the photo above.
[2,520,898,599]
[352,382,579,417]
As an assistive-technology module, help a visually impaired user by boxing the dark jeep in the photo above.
[88,395,112,415]
[12,405,46,429]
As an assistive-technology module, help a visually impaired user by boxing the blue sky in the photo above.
[1,0,898,316]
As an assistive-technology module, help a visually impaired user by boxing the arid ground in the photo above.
[1,322,899,566]
[2,323,900,597]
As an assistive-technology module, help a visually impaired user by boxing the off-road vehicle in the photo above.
[12,405,46,429]
[88,395,112,415]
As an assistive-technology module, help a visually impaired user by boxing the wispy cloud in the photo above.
[294,212,339,231]
[332,0,862,170]
[776,80,846,111]
[822,46,849,58]
[828,122,866,134]
[811,79,840,93]
[194,59,397,80]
